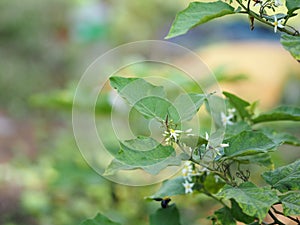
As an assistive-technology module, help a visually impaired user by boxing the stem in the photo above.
[235,0,300,36]
[271,206,300,224]
[203,188,227,207]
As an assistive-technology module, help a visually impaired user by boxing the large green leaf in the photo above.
[217,182,279,222]
[260,128,300,146]
[81,213,121,225]
[148,177,186,199]
[224,131,277,158]
[172,93,206,121]
[286,0,300,13]
[104,137,181,175]
[262,160,300,193]
[253,106,300,123]
[281,34,300,61]
[166,1,235,39]
[280,192,300,216]
[149,204,182,225]
[214,207,236,225]
[223,91,251,119]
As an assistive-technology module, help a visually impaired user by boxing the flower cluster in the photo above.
[181,161,194,194]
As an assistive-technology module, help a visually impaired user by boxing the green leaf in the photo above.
[224,131,277,158]
[104,137,181,175]
[172,93,206,121]
[281,34,300,61]
[214,207,236,225]
[148,177,186,199]
[217,182,279,222]
[166,1,235,39]
[224,121,251,139]
[230,199,255,224]
[262,160,300,193]
[109,77,169,120]
[233,153,273,168]
[260,128,300,146]
[286,0,300,13]
[280,192,300,216]
[223,91,251,119]
[81,213,121,225]
[253,106,300,123]
[149,204,182,225]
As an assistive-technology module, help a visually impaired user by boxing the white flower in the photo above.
[205,132,209,140]
[163,128,183,144]
[274,0,282,6]
[182,168,192,182]
[221,112,234,126]
[182,180,194,194]
[228,108,236,116]
[272,16,284,33]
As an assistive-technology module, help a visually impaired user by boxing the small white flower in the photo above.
[221,112,234,126]
[273,16,284,33]
[163,128,183,144]
[182,180,194,194]
[182,168,192,182]
[274,0,282,7]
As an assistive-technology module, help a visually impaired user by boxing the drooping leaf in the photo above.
[281,34,300,61]
[166,1,235,39]
[80,213,121,225]
[103,137,181,175]
[260,128,300,146]
[253,105,300,123]
[230,199,256,224]
[148,177,186,199]
[149,204,182,225]
[286,0,300,13]
[217,182,279,222]
[262,160,300,193]
[214,207,236,225]
[223,91,251,119]
[171,93,206,121]
[280,192,300,216]
[224,131,277,158]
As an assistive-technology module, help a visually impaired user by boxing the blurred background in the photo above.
[0,0,299,224]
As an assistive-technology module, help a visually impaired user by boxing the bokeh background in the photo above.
[0,0,299,224]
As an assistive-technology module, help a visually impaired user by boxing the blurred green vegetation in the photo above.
[0,0,299,225]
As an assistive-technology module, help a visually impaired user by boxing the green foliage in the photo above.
[217,182,279,222]
[81,213,121,225]
[280,34,300,61]
[223,92,251,120]
[280,192,300,216]
[285,0,300,13]
[262,160,300,193]
[166,1,235,39]
[224,131,277,158]
[104,137,181,176]
[253,106,300,123]
[213,207,236,225]
[149,204,182,225]
[148,177,186,199]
